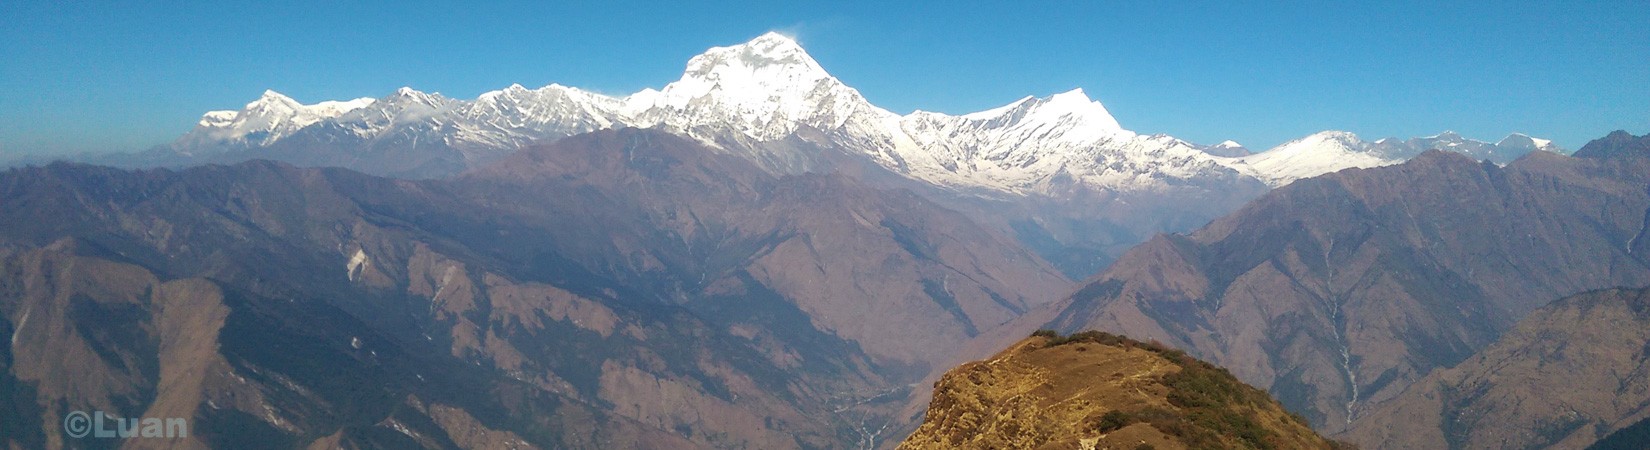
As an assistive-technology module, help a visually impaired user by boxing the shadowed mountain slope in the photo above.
[1028,133,1650,432]
[1345,287,1650,449]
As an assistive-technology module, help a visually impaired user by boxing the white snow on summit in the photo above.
[183,90,374,148]
[1495,132,1561,154]
[1199,140,1251,157]
[891,88,1230,193]
[622,31,876,141]
[1223,131,1394,187]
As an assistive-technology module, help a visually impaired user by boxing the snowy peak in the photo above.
[651,31,834,106]
[476,83,530,102]
[383,87,447,107]
[1495,133,1562,154]
[248,90,304,111]
[1263,131,1374,160]
[1226,131,1391,187]
[1299,130,1365,148]
[624,32,885,142]
[888,88,1236,194]
[236,89,375,119]
[1201,140,1251,157]
[307,98,377,117]
[181,90,375,147]
[331,87,453,134]
[940,88,1131,153]
[963,89,1124,134]
[1040,88,1123,132]
[699,32,821,74]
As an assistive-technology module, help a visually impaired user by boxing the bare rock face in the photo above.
[1033,134,1650,432]
[899,331,1340,450]
[0,127,1067,448]
[1345,287,1650,450]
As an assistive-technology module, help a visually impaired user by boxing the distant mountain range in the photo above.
[148,33,1564,193]
[73,33,1565,279]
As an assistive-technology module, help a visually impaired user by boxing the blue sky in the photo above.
[2,1,1646,157]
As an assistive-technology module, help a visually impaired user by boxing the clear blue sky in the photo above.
[2,0,1646,157]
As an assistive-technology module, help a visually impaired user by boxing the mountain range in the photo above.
[88,32,1564,279]
[152,33,1564,192]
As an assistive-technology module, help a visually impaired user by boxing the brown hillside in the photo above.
[899,331,1343,450]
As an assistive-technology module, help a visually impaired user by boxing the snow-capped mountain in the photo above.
[448,84,624,157]
[622,33,906,174]
[1495,133,1561,155]
[177,90,375,151]
[171,32,1563,195]
[1224,131,1395,187]
[891,91,1243,193]
[623,32,881,141]
[1201,140,1251,157]
[173,32,1567,193]
[1222,130,1568,187]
